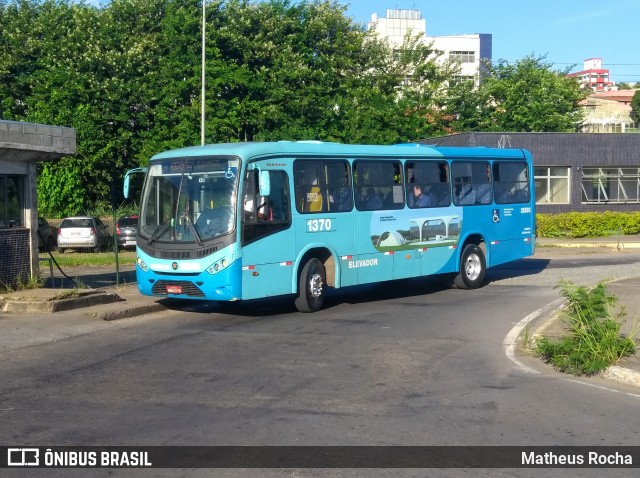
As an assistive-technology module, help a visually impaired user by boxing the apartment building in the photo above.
[567,58,614,92]
[368,9,492,85]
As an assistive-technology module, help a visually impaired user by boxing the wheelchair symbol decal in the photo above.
[492,209,500,223]
[225,167,236,179]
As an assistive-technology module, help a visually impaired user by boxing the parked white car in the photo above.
[57,216,111,253]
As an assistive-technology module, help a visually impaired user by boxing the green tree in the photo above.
[450,55,587,133]
[1,0,458,216]
[630,89,640,125]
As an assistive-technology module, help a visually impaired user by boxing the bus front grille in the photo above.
[152,280,205,297]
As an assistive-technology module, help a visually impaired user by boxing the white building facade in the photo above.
[368,9,492,86]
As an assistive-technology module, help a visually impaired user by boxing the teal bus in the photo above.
[124,141,535,312]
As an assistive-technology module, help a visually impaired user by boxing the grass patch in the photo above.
[535,280,637,376]
[0,275,44,293]
[53,289,83,300]
[40,251,136,267]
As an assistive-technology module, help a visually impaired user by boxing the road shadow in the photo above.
[42,269,137,289]
[161,276,455,318]
[485,257,551,283]
[156,258,556,318]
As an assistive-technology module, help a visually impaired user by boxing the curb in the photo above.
[90,303,169,321]
[527,298,640,390]
[1,291,123,314]
[539,241,640,250]
[601,365,640,388]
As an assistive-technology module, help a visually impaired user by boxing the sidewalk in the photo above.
[0,282,168,321]
[536,233,640,251]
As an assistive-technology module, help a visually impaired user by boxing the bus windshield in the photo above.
[139,156,239,244]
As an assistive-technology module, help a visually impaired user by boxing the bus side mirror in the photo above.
[123,167,147,199]
[123,176,131,199]
[259,170,271,197]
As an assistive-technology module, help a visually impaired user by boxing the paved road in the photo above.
[2,250,640,477]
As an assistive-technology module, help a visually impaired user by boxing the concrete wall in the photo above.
[0,120,76,286]
[420,132,640,214]
[0,120,76,160]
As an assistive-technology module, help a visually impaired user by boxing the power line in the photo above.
[555,63,640,67]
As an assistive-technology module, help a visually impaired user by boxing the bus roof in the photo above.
[150,141,530,162]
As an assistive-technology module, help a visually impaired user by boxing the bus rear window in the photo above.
[493,162,530,204]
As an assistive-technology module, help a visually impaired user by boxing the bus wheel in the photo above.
[454,244,486,289]
[295,258,326,313]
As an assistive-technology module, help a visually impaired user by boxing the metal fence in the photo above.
[37,216,138,290]
[38,254,137,290]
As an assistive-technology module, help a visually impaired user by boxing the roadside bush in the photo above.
[537,212,640,238]
[535,281,637,376]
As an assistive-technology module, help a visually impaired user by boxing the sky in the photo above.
[344,0,640,83]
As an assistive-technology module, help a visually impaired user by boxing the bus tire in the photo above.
[454,244,486,290]
[295,258,326,313]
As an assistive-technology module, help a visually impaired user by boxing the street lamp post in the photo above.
[201,0,206,146]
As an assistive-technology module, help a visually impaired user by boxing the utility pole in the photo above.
[201,0,206,146]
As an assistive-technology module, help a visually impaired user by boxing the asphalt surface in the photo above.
[1,236,639,389]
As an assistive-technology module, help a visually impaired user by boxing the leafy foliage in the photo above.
[537,212,640,238]
[0,1,587,217]
[536,281,636,376]
[631,89,640,124]
[448,55,587,132]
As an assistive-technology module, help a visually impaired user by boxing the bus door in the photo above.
[490,160,535,265]
[240,164,296,300]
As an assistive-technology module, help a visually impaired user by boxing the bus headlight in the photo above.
[137,257,149,272]
[208,257,230,275]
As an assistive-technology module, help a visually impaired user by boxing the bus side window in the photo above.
[452,161,491,206]
[494,162,530,204]
[294,162,324,213]
[242,170,291,245]
[325,161,353,212]
[406,161,449,208]
[354,160,402,211]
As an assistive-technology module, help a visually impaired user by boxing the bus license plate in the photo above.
[166,285,182,294]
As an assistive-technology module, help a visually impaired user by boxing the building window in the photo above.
[450,75,475,85]
[0,175,24,228]
[581,168,640,204]
[449,51,475,63]
[534,167,570,204]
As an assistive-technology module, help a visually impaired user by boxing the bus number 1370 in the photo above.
[306,218,333,232]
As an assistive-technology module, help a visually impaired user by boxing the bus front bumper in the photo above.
[137,260,242,302]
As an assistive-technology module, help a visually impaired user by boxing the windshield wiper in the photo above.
[148,220,171,246]
[183,211,203,246]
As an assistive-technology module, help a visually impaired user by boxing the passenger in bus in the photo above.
[357,187,382,210]
[328,168,353,212]
[474,164,492,204]
[456,184,476,205]
[329,186,352,212]
[408,184,432,208]
[475,183,491,204]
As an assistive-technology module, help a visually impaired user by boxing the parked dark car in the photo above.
[116,215,138,250]
[37,217,57,251]
[57,216,110,253]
